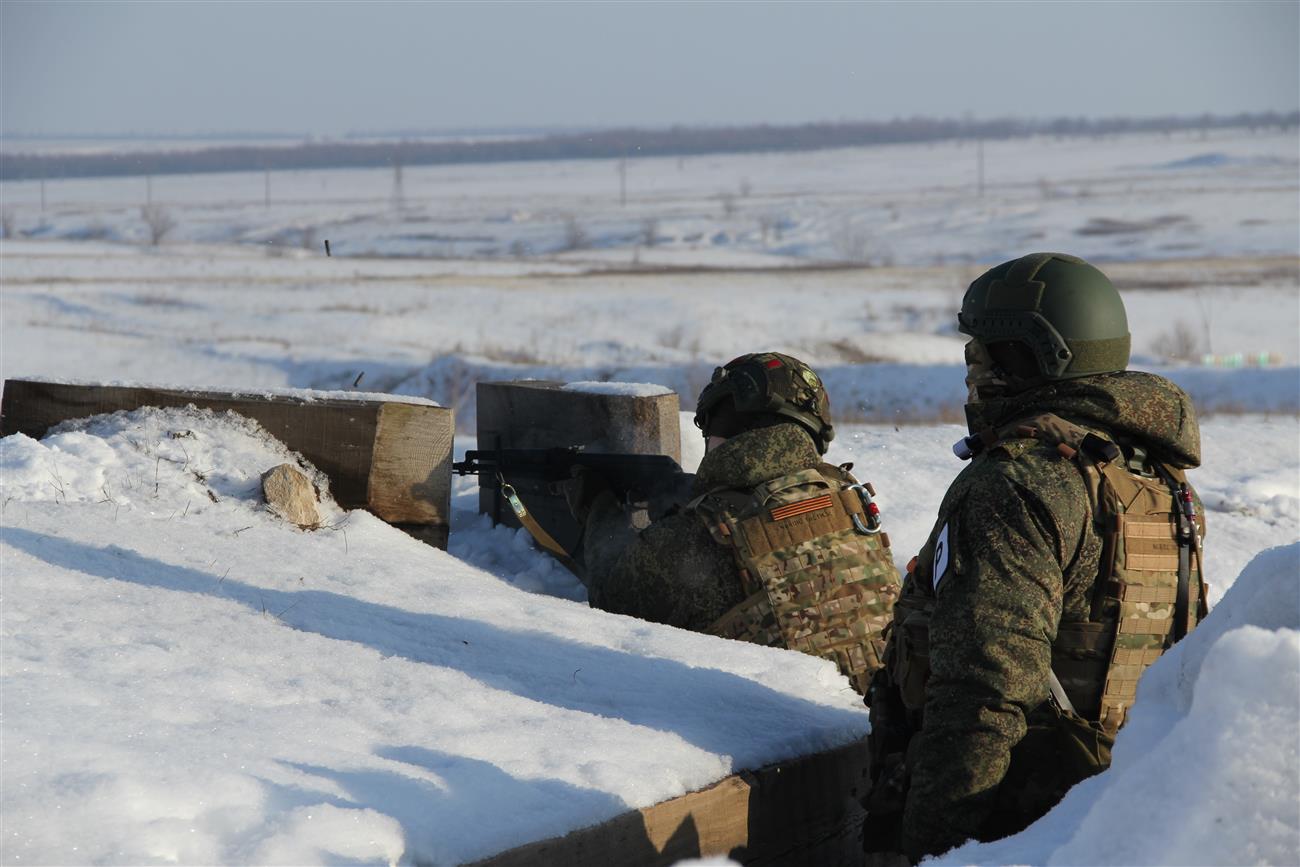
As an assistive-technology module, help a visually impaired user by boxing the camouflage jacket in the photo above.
[579,422,823,632]
[898,371,1202,861]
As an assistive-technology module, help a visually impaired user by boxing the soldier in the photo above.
[865,253,1208,861]
[564,352,900,693]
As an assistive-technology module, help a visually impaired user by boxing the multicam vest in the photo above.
[690,463,901,694]
[889,412,1207,733]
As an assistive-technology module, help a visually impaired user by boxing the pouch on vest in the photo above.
[989,699,1113,841]
[892,597,932,712]
[948,411,1208,731]
[697,464,900,694]
[1060,453,1207,730]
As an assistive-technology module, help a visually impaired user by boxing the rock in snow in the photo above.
[261,463,320,528]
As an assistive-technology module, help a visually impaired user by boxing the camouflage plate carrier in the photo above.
[892,411,1208,732]
[1033,413,1209,730]
[690,462,901,694]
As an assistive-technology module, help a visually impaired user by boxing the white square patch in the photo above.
[932,522,951,592]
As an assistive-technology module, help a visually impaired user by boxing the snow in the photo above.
[4,407,1295,865]
[561,381,675,397]
[2,129,1296,266]
[1,129,1297,865]
[1,407,868,865]
[935,544,1300,867]
[10,377,442,407]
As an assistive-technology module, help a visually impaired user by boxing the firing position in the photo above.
[565,352,900,694]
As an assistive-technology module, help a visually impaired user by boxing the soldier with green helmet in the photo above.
[565,352,900,694]
[865,253,1208,860]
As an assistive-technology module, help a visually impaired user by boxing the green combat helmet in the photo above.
[959,252,1131,395]
[694,352,835,454]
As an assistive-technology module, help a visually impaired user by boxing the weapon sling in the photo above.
[496,473,581,576]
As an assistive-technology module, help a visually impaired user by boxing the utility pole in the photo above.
[392,159,405,211]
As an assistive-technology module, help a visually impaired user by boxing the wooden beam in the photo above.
[0,379,453,547]
[475,380,681,551]
[469,737,869,867]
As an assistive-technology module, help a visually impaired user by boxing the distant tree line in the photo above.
[2,112,1295,182]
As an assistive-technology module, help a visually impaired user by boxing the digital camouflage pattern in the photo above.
[580,422,825,632]
[580,422,899,690]
[890,370,1202,861]
[697,462,899,693]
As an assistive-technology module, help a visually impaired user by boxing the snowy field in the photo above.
[2,130,1298,865]
[2,243,1297,429]
[2,128,1296,267]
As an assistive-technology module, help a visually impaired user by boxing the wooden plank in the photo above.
[368,401,453,525]
[0,379,453,547]
[475,380,681,551]
[470,737,869,867]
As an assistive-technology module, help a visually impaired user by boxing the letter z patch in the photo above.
[932,522,951,593]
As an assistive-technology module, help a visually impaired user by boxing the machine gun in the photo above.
[453,447,691,573]
[454,447,685,498]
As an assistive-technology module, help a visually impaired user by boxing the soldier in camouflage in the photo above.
[566,352,900,693]
[866,253,1207,861]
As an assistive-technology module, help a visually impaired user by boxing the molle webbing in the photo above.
[701,468,899,695]
[731,486,874,563]
[1090,461,1202,731]
[956,412,1206,730]
[1029,423,1205,732]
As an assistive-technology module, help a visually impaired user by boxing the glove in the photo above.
[560,465,613,524]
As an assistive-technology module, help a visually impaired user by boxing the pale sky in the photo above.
[2,1,1297,137]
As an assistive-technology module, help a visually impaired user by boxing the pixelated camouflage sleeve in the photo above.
[581,494,740,632]
[901,470,1074,860]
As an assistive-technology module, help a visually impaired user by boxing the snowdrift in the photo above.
[937,543,1300,866]
[0,407,868,865]
[3,406,1297,865]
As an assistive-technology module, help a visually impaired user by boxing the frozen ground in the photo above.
[1,130,1298,865]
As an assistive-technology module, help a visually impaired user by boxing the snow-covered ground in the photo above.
[2,131,1298,865]
[2,241,1296,429]
[2,408,1296,865]
[2,129,1295,266]
[1,407,869,865]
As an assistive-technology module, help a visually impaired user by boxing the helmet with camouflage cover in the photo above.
[694,352,835,454]
[959,253,1130,396]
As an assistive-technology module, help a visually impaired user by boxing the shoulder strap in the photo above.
[1153,463,1203,643]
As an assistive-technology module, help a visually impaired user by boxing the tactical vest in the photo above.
[864,413,1208,850]
[689,463,901,695]
[888,412,1208,732]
